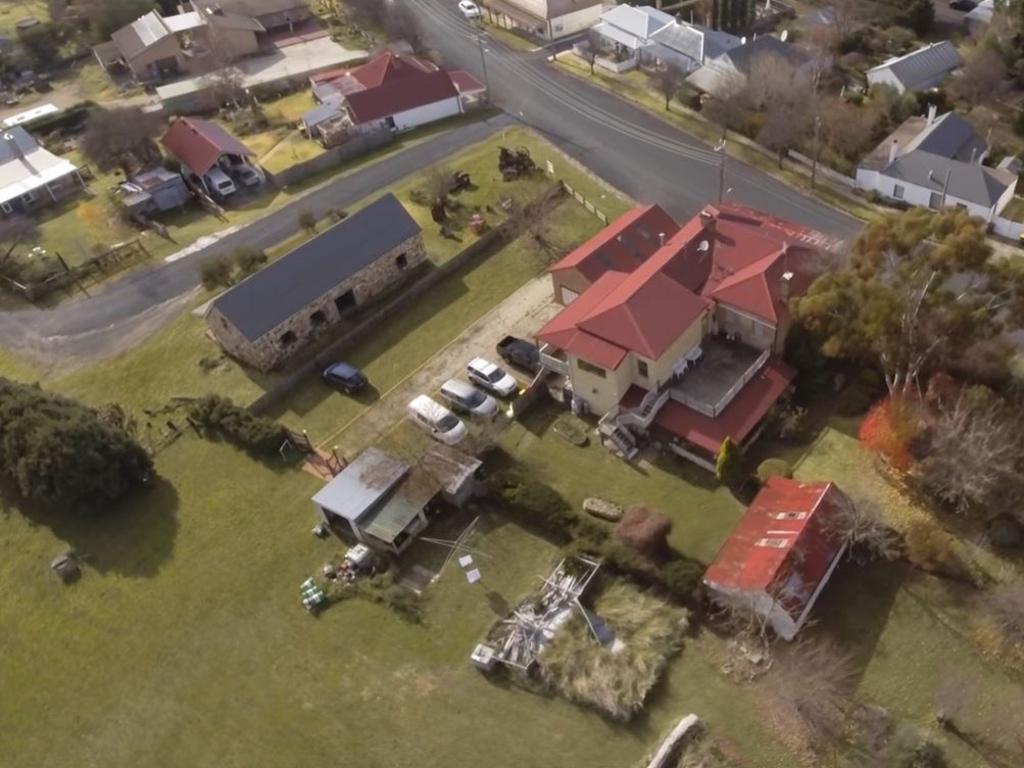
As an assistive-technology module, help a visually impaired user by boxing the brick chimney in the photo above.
[888,138,899,165]
[780,270,794,303]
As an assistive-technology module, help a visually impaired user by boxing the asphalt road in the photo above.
[410,0,862,238]
[0,115,512,361]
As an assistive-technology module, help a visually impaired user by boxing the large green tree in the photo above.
[0,378,153,513]
[792,208,1024,399]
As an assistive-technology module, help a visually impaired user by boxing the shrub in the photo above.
[837,368,885,416]
[188,395,288,456]
[715,437,743,486]
[200,256,234,290]
[859,399,915,472]
[488,469,574,540]
[615,505,672,557]
[0,378,153,513]
[904,521,981,585]
[233,246,267,278]
[756,458,792,484]
[359,572,423,623]
[298,209,316,233]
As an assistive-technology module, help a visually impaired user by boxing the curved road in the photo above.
[0,3,861,363]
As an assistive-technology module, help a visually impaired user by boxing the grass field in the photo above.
[0,0,47,35]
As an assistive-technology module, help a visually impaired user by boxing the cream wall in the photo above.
[569,354,631,414]
[716,305,776,350]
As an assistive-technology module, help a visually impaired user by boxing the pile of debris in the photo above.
[498,146,535,181]
[471,555,602,672]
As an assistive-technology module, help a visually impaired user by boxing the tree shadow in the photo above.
[810,558,909,689]
[4,476,180,579]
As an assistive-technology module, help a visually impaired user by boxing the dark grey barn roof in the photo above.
[213,193,421,341]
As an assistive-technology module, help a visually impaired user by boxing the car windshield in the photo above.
[487,368,505,383]
[438,414,460,431]
[466,389,486,406]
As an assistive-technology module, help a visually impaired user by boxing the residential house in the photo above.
[686,34,811,96]
[536,202,827,469]
[161,117,260,196]
[0,127,85,216]
[855,105,1017,228]
[303,53,485,141]
[207,193,425,370]
[591,4,740,73]
[93,4,262,83]
[483,0,606,40]
[187,0,312,30]
[311,445,481,554]
[865,41,962,94]
[703,477,848,640]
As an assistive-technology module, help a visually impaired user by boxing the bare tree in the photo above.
[383,3,427,53]
[651,63,685,110]
[825,494,903,562]
[913,386,1023,516]
[80,106,164,176]
[768,638,859,753]
[758,99,814,167]
[820,95,881,160]
[702,75,751,135]
[949,47,1008,106]
[577,29,605,75]
[0,215,38,264]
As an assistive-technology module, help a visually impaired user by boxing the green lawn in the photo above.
[0,0,48,35]
[1001,196,1024,223]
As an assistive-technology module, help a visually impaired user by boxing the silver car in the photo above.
[440,378,498,417]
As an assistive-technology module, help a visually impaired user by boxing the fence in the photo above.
[560,181,609,224]
[265,129,394,187]
[248,183,567,416]
[2,239,152,301]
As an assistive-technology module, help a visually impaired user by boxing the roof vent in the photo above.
[697,240,710,252]
[658,232,666,245]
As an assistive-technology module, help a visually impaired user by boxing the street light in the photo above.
[477,35,491,98]
[715,138,727,204]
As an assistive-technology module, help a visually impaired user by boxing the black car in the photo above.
[949,0,976,11]
[322,362,367,393]
[496,335,540,372]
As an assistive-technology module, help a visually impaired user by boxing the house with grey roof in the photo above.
[312,445,481,553]
[207,193,425,370]
[0,127,84,216]
[856,105,1017,225]
[686,34,811,96]
[591,4,740,73]
[92,4,262,83]
[966,0,994,33]
[865,41,962,94]
[484,0,605,40]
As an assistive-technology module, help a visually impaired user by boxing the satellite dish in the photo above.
[780,29,789,42]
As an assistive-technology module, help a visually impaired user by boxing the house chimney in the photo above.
[970,146,977,164]
[927,103,937,127]
[780,270,794,302]
[888,138,899,165]
[658,232,666,246]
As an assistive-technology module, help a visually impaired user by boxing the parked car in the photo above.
[458,0,482,18]
[949,0,976,9]
[439,378,498,418]
[322,362,367,393]
[408,395,467,445]
[496,335,539,372]
[230,165,262,188]
[203,166,236,198]
[467,357,518,397]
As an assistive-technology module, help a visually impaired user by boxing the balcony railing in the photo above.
[538,343,569,376]
[671,348,771,418]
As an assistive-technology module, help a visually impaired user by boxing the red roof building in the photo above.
[536,201,829,466]
[703,477,848,640]
[311,52,486,129]
[161,117,255,177]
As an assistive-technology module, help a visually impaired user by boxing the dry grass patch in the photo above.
[541,581,688,720]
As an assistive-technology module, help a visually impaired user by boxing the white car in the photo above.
[466,357,518,398]
[458,0,482,19]
[202,166,236,198]
[408,395,467,445]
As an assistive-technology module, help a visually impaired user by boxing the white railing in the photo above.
[670,349,771,418]
[538,344,569,376]
[619,388,670,430]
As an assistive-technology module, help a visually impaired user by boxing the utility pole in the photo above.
[811,115,821,190]
[716,136,727,203]
[477,35,490,100]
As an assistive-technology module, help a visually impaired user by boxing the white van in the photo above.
[203,166,237,198]
[439,378,498,418]
[407,395,467,445]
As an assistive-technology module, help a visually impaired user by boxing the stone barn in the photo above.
[207,193,425,370]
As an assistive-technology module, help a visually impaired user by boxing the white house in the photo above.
[865,41,962,94]
[0,127,85,216]
[966,0,994,33]
[484,0,605,40]
[856,105,1017,225]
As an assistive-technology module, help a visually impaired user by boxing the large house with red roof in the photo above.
[161,117,261,197]
[536,202,827,468]
[703,477,848,640]
[301,53,486,141]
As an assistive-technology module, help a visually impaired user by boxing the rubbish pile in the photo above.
[498,146,535,181]
[300,578,326,613]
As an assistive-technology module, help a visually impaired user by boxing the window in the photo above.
[577,359,606,378]
[0,201,12,214]
[755,537,789,549]
[19,190,34,204]
[395,253,408,269]
[928,192,943,210]
[279,330,297,345]
[310,310,327,325]
[333,290,356,314]
[893,184,904,200]
[637,360,649,378]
